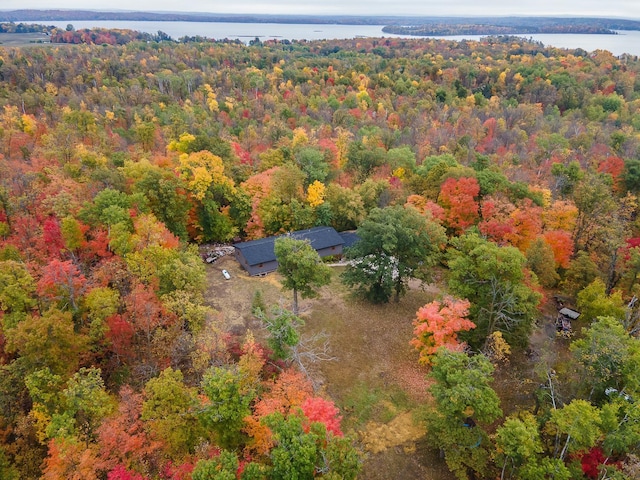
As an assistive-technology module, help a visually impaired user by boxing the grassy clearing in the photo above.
[0,33,53,47]
[204,255,562,479]
[341,381,413,429]
[301,266,436,399]
[300,268,456,478]
[204,256,456,479]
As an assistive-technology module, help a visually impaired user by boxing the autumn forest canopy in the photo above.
[1,31,640,479]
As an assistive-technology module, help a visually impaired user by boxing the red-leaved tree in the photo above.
[98,386,163,476]
[41,438,101,480]
[410,296,476,366]
[107,465,146,480]
[543,230,574,269]
[438,177,480,234]
[245,369,314,455]
[37,258,87,311]
[42,217,65,258]
[300,397,343,437]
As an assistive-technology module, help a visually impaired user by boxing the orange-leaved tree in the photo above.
[438,177,480,234]
[410,296,475,366]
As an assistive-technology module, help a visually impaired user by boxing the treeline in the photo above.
[0,22,168,46]
[3,11,640,30]
[0,34,639,478]
[0,22,52,34]
[49,27,172,45]
[382,24,617,36]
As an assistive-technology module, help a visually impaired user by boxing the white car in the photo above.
[222,269,231,280]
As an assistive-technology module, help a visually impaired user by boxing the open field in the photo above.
[205,255,456,479]
[203,253,564,478]
[0,32,51,47]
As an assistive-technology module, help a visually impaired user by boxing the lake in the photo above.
[27,20,640,56]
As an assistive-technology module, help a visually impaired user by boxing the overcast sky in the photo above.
[0,0,639,19]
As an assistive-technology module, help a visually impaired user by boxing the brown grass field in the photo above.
[205,255,457,479]
[0,32,53,47]
[204,253,561,478]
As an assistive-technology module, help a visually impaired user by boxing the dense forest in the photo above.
[0,32,640,479]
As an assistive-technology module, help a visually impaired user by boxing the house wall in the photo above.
[235,249,249,268]
[246,260,278,276]
[235,249,279,276]
[316,245,343,258]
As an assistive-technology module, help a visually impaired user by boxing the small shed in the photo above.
[556,307,580,334]
[234,226,344,276]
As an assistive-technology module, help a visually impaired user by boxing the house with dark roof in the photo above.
[234,226,345,276]
[338,231,360,250]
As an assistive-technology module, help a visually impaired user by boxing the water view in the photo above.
[33,20,640,56]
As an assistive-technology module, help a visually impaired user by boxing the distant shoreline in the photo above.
[2,19,640,56]
[382,25,618,36]
[1,10,640,32]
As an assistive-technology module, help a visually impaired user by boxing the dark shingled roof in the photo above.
[234,226,344,266]
[339,231,360,249]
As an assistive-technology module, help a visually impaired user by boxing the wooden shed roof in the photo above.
[558,307,581,320]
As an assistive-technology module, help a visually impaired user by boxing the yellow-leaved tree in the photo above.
[176,151,238,242]
[177,151,235,201]
[307,180,326,208]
